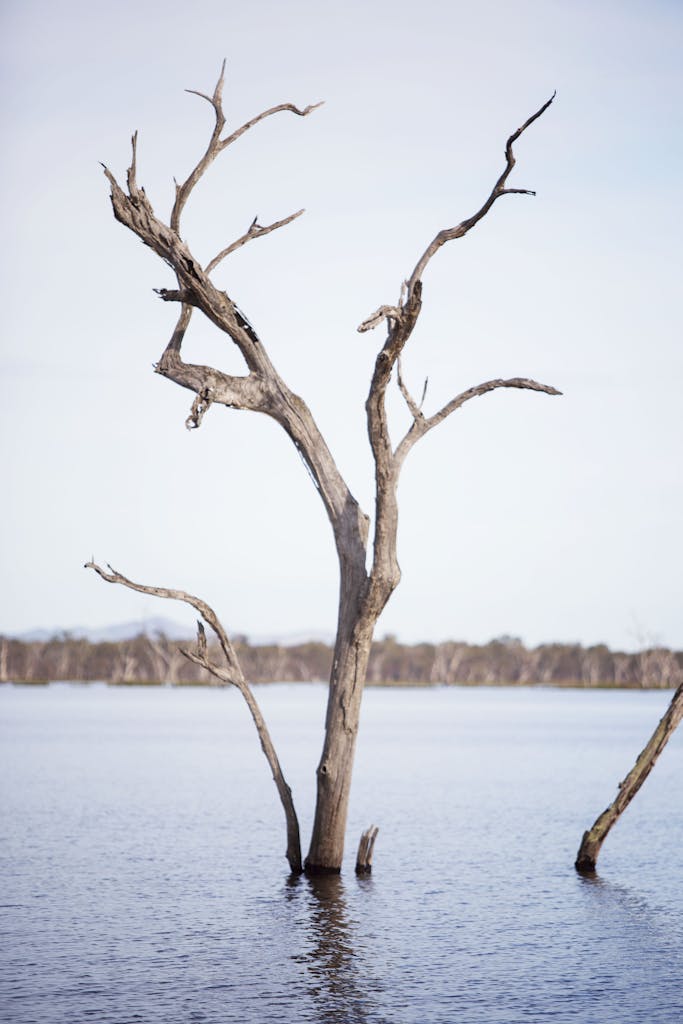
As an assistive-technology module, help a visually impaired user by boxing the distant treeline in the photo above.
[2,633,682,688]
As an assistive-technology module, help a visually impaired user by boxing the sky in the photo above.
[1,0,681,651]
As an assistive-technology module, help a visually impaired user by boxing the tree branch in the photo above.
[396,355,426,422]
[102,66,373,597]
[406,93,555,297]
[217,100,324,153]
[170,60,322,236]
[102,77,372,579]
[362,96,556,615]
[358,305,404,334]
[84,560,303,874]
[395,376,562,464]
[180,642,232,684]
[85,561,241,674]
[427,375,562,428]
[155,347,266,415]
[105,158,272,367]
[162,303,193,354]
[104,69,321,373]
[205,209,305,275]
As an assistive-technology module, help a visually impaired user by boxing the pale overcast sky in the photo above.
[1,0,681,650]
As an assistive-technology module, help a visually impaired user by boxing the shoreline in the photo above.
[2,678,677,692]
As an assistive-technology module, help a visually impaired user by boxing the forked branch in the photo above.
[84,561,303,873]
[171,60,322,235]
[102,68,370,573]
[395,376,561,464]
[362,96,557,606]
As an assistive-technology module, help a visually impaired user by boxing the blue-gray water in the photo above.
[1,683,682,1023]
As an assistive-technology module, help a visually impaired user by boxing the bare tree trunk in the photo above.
[306,620,373,871]
[575,682,683,874]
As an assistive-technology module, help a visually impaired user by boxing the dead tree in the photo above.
[144,632,184,685]
[575,681,683,874]
[88,65,559,874]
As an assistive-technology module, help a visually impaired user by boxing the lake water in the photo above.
[1,683,682,1023]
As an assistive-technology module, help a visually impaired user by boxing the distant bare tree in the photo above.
[0,638,8,683]
[88,65,559,874]
[144,633,185,685]
[110,641,139,685]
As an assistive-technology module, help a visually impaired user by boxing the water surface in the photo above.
[1,683,682,1022]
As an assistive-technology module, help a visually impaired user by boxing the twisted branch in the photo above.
[185,387,213,430]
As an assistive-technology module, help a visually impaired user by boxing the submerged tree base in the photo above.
[574,843,598,876]
[304,862,342,876]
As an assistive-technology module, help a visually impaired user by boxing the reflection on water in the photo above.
[1,683,682,1023]
[577,870,683,968]
[288,875,375,1024]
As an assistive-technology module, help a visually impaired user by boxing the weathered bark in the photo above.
[356,825,379,874]
[575,682,683,874]
[306,617,373,871]
[94,65,559,873]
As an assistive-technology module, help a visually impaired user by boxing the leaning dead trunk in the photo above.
[575,682,683,874]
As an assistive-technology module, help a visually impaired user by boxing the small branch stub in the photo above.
[355,824,379,874]
[358,305,403,334]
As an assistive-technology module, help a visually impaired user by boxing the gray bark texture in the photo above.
[90,64,559,873]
